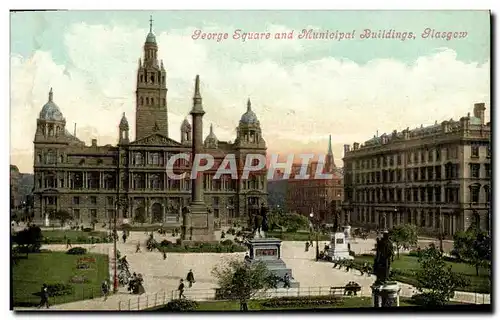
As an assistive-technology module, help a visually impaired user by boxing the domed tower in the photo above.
[119,112,130,144]
[35,88,66,141]
[204,124,218,149]
[180,117,192,145]
[135,16,169,140]
[235,98,266,148]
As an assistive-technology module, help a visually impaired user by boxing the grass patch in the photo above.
[12,252,109,307]
[42,230,110,244]
[157,241,247,253]
[353,254,491,294]
[266,231,330,241]
[118,225,177,232]
[149,297,444,311]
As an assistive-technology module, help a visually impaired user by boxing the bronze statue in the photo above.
[373,232,393,284]
[333,209,341,232]
[260,204,269,232]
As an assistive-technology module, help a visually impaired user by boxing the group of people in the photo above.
[177,269,196,299]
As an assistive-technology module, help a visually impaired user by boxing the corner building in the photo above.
[32,24,267,227]
[343,103,491,235]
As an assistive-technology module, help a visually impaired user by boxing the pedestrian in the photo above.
[37,284,50,309]
[136,241,141,253]
[66,238,72,249]
[178,279,186,299]
[163,251,167,260]
[186,269,195,288]
[122,232,127,244]
[305,241,310,252]
[283,273,291,289]
[101,280,109,301]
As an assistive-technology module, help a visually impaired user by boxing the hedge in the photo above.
[157,242,247,253]
[261,295,342,308]
[66,247,87,255]
[163,299,199,311]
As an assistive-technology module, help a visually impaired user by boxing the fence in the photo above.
[117,285,491,311]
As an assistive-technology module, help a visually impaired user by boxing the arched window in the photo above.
[135,153,143,166]
[59,155,64,163]
[151,98,155,105]
[48,124,54,136]
[37,154,42,163]
[46,150,56,164]
[146,97,149,105]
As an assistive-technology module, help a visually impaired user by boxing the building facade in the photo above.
[286,136,344,223]
[32,23,267,227]
[343,103,491,235]
[10,165,22,210]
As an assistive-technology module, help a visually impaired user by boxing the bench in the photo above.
[329,286,346,297]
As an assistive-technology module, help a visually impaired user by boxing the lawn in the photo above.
[266,231,330,241]
[42,230,110,244]
[12,252,109,307]
[353,254,491,293]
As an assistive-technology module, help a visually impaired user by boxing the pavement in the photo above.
[13,230,489,311]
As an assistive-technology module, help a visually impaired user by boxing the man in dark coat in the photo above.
[38,284,49,309]
[186,269,195,288]
[178,279,186,299]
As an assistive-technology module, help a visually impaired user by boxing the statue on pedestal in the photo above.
[373,232,393,284]
[333,209,341,233]
[260,204,269,232]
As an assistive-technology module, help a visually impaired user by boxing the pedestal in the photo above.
[327,232,353,261]
[371,282,400,308]
[246,238,300,288]
[182,201,216,242]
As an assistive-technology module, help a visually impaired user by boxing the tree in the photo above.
[414,244,469,306]
[13,225,43,256]
[389,224,418,259]
[212,259,278,311]
[134,209,146,226]
[452,229,491,276]
[49,210,73,227]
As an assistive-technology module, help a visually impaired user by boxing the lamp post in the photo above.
[309,211,320,261]
[113,201,119,294]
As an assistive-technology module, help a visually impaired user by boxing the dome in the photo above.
[146,32,156,44]
[240,98,259,125]
[39,88,65,121]
[119,112,129,129]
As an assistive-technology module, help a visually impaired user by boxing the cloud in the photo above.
[10,22,490,173]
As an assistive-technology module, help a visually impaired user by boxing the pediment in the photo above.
[131,134,182,146]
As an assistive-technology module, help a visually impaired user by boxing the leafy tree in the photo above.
[389,224,418,259]
[13,225,43,255]
[268,211,309,233]
[134,209,146,226]
[49,210,73,227]
[212,259,278,311]
[452,229,491,276]
[414,244,469,306]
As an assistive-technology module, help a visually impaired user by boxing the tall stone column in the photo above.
[181,75,215,242]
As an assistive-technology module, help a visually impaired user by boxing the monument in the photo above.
[371,231,400,307]
[245,204,300,288]
[181,75,215,243]
[326,210,353,261]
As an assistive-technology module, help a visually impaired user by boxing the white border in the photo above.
[3,1,498,320]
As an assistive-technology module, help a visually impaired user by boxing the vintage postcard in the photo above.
[10,10,491,312]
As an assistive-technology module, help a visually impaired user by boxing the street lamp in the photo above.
[113,200,119,294]
[309,211,320,261]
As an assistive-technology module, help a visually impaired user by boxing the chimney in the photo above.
[353,142,360,150]
[343,144,350,154]
[473,103,486,125]
[91,139,97,147]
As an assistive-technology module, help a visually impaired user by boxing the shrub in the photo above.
[408,250,420,257]
[227,228,236,235]
[410,293,448,307]
[261,295,341,308]
[82,227,93,232]
[164,299,198,311]
[349,250,356,257]
[220,239,233,246]
[46,283,73,297]
[160,240,173,246]
[66,247,87,255]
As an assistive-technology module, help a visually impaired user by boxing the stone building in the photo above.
[10,165,22,210]
[286,136,344,222]
[32,22,267,227]
[343,103,491,235]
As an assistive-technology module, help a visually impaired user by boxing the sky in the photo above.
[10,10,491,174]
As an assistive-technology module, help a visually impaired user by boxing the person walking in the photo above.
[66,238,72,249]
[37,284,50,309]
[136,241,141,253]
[163,251,167,260]
[186,269,195,288]
[178,279,186,299]
[283,273,291,289]
[122,232,127,244]
[101,280,109,301]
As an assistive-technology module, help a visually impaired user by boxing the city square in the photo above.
[10,10,491,312]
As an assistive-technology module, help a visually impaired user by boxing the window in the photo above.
[413,152,418,163]
[59,179,64,188]
[60,155,64,163]
[470,164,480,178]
[107,209,115,221]
[107,197,114,206]
[487,144,491,158]
[436,149,441,161]
[214,209,219,218]
[73,196,80,205]
[37,154,42,163]
[428,150,434,162]
[90,196,97,205]
[470,186,480,203]
[485,164,491,178]
[420,151,425,163]
[485,186,490,203]
[397,154,402,165]
[471,145,479,158]
[73,209,80,220]
[90,209,97,219]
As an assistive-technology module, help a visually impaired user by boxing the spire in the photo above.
[210,123,214,134]
[191,75,205,114]
[149,15,153,33]
[328,134,333,154]
[247,98,252,112]
[48,88,53,102]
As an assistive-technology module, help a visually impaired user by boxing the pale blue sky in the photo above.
[10,10,491,173]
